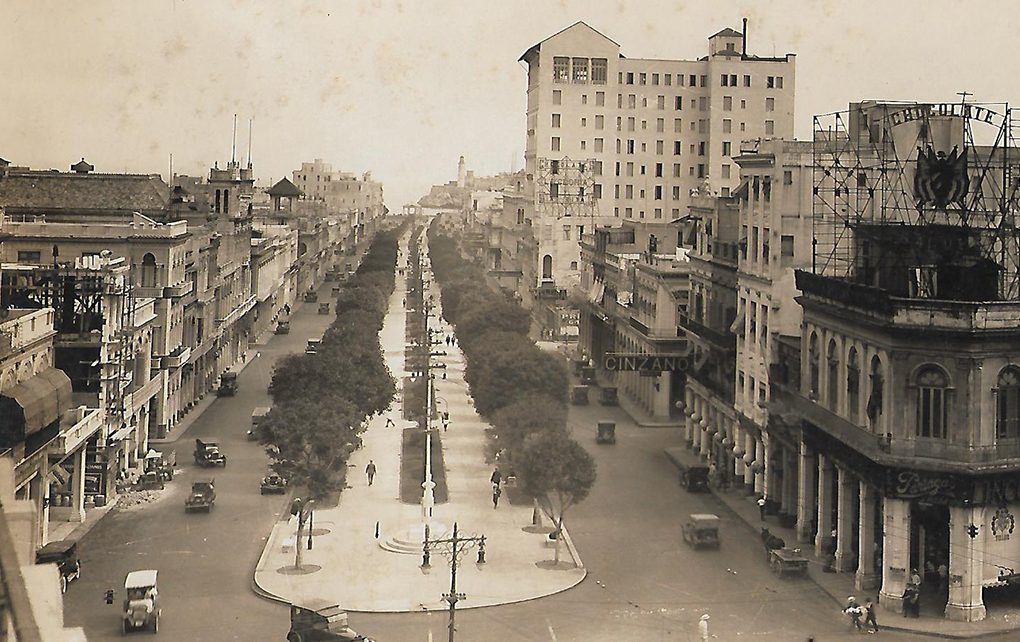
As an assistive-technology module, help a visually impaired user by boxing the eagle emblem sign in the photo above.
[914,145,969,210]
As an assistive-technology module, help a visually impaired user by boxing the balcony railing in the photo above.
[678,315,736,349]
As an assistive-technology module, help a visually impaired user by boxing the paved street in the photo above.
[61,289,338,641]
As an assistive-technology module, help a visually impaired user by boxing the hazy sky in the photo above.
[2,0,1018,209]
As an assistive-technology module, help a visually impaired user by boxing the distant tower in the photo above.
[457,156,466,188]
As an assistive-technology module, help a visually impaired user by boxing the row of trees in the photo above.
[428,230,595,564]
[258,230,402,500]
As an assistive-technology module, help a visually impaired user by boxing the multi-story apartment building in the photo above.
[292,159,386,245]
[520,21,795,291]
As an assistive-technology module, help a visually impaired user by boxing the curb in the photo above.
[251,520,294,606]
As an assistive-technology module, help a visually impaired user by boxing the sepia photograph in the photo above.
[2,1,1020,640]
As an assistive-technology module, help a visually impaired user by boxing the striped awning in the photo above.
[0,367,72,440]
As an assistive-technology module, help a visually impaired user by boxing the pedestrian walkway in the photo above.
[253,232,586,612]
[665,446,1020,639]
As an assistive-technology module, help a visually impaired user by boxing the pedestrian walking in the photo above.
[698,614,710,641]
[843,596,863,632]
[490,469,502,487]
[366,460,377,486]
[757,495,767,520]
[385,416,395,428]
[492,484,502,509]
[863,596,879,633]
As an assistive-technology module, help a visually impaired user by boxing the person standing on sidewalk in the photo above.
[757,496,767,520]
[366,460,377,486]
[863,596,879,633]
[492,484,502,509]
[698,614,710,641]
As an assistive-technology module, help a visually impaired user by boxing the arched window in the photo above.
[996,366,1020,439]
[141,253,157,288]
[916,365,949,439]
[847,347,860,423]
[867,356,884,428]
[223,188,230,214]
[542,255,553,280]
[827,339,840,410]
[808,332,819,398]
[214,189,221,213]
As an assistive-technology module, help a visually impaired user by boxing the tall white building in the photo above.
[520,21,796,290]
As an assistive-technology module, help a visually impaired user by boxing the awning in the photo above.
[108,426,134,443]
[728,300,746,335]
[0,367,72,439]
[589,280,605,305]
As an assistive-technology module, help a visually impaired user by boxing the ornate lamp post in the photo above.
[421,522,486,642]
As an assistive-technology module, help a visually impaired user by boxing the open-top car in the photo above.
[261,473,288,495]
[35,539,80,593]
[123,569,160,634]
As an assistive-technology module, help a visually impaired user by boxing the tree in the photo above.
[490,395,567,460]
[518,431,596,566]
[468,347,568,416]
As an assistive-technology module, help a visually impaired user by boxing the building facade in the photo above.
[520,21,796,290]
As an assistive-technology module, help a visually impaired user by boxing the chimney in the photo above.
[742,18,748,56]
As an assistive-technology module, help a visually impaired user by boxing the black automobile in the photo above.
[288,600,373,642]
[261,473,288,495]
[35,539,81,593]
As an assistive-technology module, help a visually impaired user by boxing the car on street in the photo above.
[194,439,227,467]
[249,407,271,441]
[35,539,81,593]
[305,339,321,355]
[122,569,160,634]
[217,371,239,396]
[184,479,216,512]
[275,320,291,334]
[682,513,721,549]
[288,599,373,642]
[260,473,288,495]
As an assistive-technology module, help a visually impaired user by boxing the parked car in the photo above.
[217,371,238,396]
[318,302,330,315]
[260,473,288,495]
[288,599,373,642]
[249,407,271,441]
[134,471,165,491]
[35,540,81,593]
[122,569,160,634]
[303,290,318,303]
[275,320,291,334]
[143,449,175,481]
[184,479,216,512]
[305,339,321,355]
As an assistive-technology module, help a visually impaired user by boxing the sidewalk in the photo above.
[253,233,586,612]
[664,445,1020,639]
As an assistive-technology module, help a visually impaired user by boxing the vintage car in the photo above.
[194,439,227,467]
[682,513,721,549]
[217,371,238,396]
[134,471,165,491]
[260,473,288,495]
[677,462,711,493]
[570,385,589,405]
[122,569,160,634]
[248,407,271,441]
[595,420,616,445]
[580,366,597,385]
[288,599,373,642]
[185,479,216,512]
[275,320,291,335]
[303,290,318,303]
[305,339,321,355]
[35,540,81,593]
[318,302,330,315]
[143,449,174,481]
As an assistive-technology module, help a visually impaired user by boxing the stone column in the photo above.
[855,481,880,590]
[733,428,744,478]
[699,411,711,458]
[796,442,815,542]
[945,505,987,622]
[70,449,86,523]
[755,436,767,496]
[684,393,696,446]
[879,497,911,613]
[815,454,833,556]
[834,467,857,572]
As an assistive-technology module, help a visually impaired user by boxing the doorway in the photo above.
[910,501,950,613]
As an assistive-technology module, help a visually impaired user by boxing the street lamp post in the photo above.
[421,522,486,642]
[420,256,436,532]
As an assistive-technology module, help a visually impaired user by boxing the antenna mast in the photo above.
[247,118,253,168]
[231,114,237,164]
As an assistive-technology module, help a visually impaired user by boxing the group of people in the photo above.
[843,596,879,633]
[901,568,923,618]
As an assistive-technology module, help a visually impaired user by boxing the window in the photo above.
[595,115,604,129]
[553,57,569,82]
[808,333,820,397]
[617,94,623,108]
[827,339,840,410]
[17,250,41,263]
[916,366,949,438]
[700,75,707,87]
[721,164,730,179]
[626,72,634,85]
[591,58,607,84]
[639,72,647,85]
[593,161,602,175]
[867,356,884,426]
[783,170,793,185]
[654,186,663,200]
[674,141,682,155]
[766,97,775,112]
[688,74,696,86]
[655,162,663,177]
[781,235,794,257]
[625,207,633,218]
[740,122,746,132]
[762,177,772,202]
[765,120,775,135]
[721,74,729,86]
[594,138,604,152]
[552,114,561,128]
[743,74,751,87]
[697,141,706,156]
[723,96,732,111]
[664,73,672,86]
[673,163,682,177]
[550,159,560,174]
[641,120,647,130]
[656,118,664,133]
[652,73,660,85]
[593,184,602,199]
[580,140,586,150]
[628,94,636,109]
[672,186,680,199]
[596,91,605,106]
[580,117,587,127]
[616,139,621,153]
[572,57,589,83]
[625,185,634,199]
[767,76,775,89]
[997,367,1020,438]
[542,255,553,279]
[627,140,635,154]
[723,119,732,134]
[776,76,784,89]
[614,185,620,198]
[847,348,860,423]
[551,137,560,151]
[550,182,559,199]
[730,74,737,85]
[563,225,571,240]
[141,252,157,288]
[581,95,588,105]
[697,164,705,178]
[675,96,683,110]
[699,96,707,111]
[722,141,731,156]
[674,118,682,133]
[552,90,561,105]
[627,117,635,132]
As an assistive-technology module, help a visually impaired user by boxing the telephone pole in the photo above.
[421,522,486,642]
